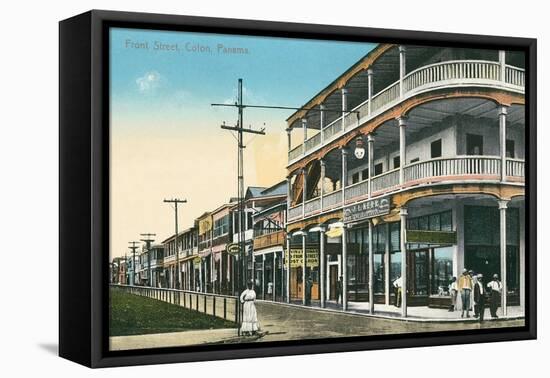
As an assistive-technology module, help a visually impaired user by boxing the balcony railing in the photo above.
[253,230,286,250]
[288,60,525,164]
[506,158,525,177]
[288,156,524,221]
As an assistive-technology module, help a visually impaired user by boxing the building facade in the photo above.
[284,44,525,316]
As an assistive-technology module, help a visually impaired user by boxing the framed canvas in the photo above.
[59,10,537,368]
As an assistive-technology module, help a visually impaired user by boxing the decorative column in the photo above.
[286,234,291,303]
[368,219,374,314]
[302,167,307,218]
[499,106,508,182]
[341,148,348,202]
[342,88,348,130]
[398,116,407,185]
[399,45,407,98]
[262,253,265,301]
[400,207,408,317]
[320,104,326,144]
[342,225,348,311]
[498,200,509,316]
[302,232,307,306]
[286,176,292,214]
[499,50,506,82]
[367,134,375,197]
[384,222,391,305]
[273,251,277,302]
[320,159,326,211]
[367,68,373,116]
[302,118,308,155]
[320,227,326,308]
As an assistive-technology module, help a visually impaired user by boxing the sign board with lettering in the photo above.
[406,230,457,244]
[285,248,319,268]
[226,243,240,256]
[343,196,391,223]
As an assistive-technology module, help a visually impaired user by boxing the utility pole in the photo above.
[128,241,139,286]
[163,198,187,290]
[213,79,266,297]
[140,233,156,287]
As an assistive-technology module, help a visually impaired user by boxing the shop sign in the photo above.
[226,243,240,256]
[192,256,202,264]
[286,248,319,268]
[406,230,457,244]
[343,196,391,223]
[198,215,213,234]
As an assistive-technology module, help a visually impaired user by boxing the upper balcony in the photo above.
[287,45,525,166]
[287,96,525,223]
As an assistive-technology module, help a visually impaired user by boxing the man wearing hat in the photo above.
[458,269,473,318]
[487,274,502,318]
[473,274,486,321]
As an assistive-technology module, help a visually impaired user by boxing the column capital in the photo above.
[399,207,408,216]
[498,105,509,116]
[498,199,509,209]
[319,104,326,110]
[340,147,349,156]
[397,116,408,127]
[301,118,308,126]
[285,127,292,134]
[367,68,374,76]
[341,87,348,95]
[320,158,326,167]
[367,133,375,143]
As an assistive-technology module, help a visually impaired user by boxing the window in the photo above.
[374,163,383,175]
[431,139,442,158]
[506,139,515,158]
[361,168,369,180]
[410,157,420,163]
[352,172,360,184]
[393,156,400,169]
[466,133,483,155]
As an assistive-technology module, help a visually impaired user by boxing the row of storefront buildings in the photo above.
[110,43,527,317]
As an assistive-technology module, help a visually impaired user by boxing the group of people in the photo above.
[449,269,503,320]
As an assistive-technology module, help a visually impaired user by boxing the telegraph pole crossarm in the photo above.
[128,241,139,286]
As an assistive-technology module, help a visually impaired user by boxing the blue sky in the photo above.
[109,27,376,257]
[110,27,376,136]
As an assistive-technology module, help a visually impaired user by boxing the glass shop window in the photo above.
[352,172,360,184]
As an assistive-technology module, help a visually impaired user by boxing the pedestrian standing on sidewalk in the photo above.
[336,275,343,305]
[240,281,259,336]
[448,277,458,312]
[458,269,473,318]
[487,274,502,319]
[305,275,313,306]
[473,274,486,321]
[393,276,403,307]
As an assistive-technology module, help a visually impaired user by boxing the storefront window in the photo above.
[464,206,520,291]
[431,247,453,295]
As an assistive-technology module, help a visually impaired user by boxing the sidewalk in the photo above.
[109,328,238,351]
[286,299,525,322]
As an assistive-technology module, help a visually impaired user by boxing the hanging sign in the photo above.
[343,196,391,223]
[226,243,240,256]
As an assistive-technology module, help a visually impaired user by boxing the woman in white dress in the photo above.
[240,281,259,335]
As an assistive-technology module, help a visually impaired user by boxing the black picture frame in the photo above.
[59,9,537,368]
